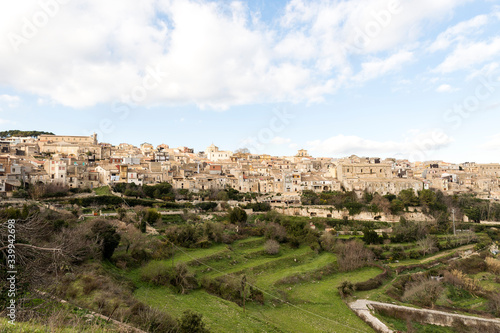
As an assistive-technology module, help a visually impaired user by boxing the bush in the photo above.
[338,280,355,298]
[320,231,336,252]
[242,202,271,212]
[264,239,280,255]
[91,220,121,260]
[145,208,161,225]
[127,302,179,332]
[486,257,500,275]
[450,256,487,275]
[178,310,210,333]
[264,222,287,243]
[141,261,198,294]
[354,266,392,291]
[402,278,443,307]
[335,240,374,272]
[228,207,247,224]
[195,202,218,212]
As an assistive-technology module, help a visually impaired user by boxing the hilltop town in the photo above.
[2,132,500,333]
[1,132,499,202]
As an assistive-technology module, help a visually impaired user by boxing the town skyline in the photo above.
[1,1,499,163]
[3,129,500,164]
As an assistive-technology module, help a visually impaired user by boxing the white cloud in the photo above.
[306,130,453,160]
[0,118,13,124]
[0,94,20,108]
[0,0,470,109]
[436,84,456,93]
[428,14,490,52]
[354,50,414,82]
[270,136,292,145]
[465,62,499,81]
[434,37,500,73]
[482,133,500,151]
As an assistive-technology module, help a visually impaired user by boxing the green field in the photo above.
[122,237,379,332]
[94,186,112,196]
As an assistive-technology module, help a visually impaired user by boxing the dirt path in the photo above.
[420,244,475,263]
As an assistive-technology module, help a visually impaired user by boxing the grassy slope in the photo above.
[126,237,378,332]
[93,186,112,196]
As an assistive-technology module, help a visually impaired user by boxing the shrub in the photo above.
[335,240,374,272]
[141,261,198,294]
[450,256,487,275]
[228,207,247,224]
[264,222,287,242]
[144,208,161,225]
[320,231,336,252]
[127,302,178,332]
[354,266,392,291]
[264,239,280,255]
[178,310,210,333]
[402,278,443,307]
[444,269,480,293]
[91,220,121,260]
[486,257,500,275]
[338,280,355,298]
[195,202,218,212]
[201,275,261,306]
[391,246,406,260]
[488,292,500,316]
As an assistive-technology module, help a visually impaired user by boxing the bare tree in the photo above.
[335,240,374,272]
[417,236,438,256]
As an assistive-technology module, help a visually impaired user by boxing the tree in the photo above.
[91,220,121,260]
[144,208,161,225]
[335,240,374,272]
[370,194,391,215]
[398,189,419,207]
[418,189,437,206]
[390,199,404,214]
[178,310,210,333]
[362,228,381,245]
[228,207,247,224]
[465,207,482,223]
[235,147,250,154]
[417,236,438,256]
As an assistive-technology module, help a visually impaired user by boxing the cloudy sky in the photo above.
[1,0,499,162]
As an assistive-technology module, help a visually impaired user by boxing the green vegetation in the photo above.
[0,130,54,138]
[375,311,455,333]
[94,186,112,196]
[2,198,499,332]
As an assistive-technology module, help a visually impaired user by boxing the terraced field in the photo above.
[126,237,380,332]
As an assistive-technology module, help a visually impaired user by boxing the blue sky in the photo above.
[0,0,499,162]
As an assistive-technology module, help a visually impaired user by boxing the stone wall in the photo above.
[370,302,500,331]
[272,204,435,223]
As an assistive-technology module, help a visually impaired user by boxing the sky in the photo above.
[0,0,499,163]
